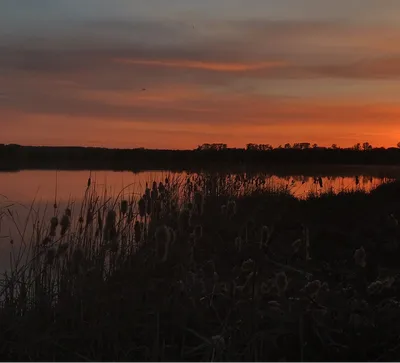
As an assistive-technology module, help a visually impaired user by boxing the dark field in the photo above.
[2,144,400,173]
[1,172,400,361]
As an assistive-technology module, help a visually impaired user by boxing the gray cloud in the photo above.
[2,17,400,127]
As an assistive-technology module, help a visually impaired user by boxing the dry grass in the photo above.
[0,172,400,361]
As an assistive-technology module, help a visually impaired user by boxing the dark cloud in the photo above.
[2,17,400,131]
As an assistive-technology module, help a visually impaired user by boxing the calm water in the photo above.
[0,168,396,273]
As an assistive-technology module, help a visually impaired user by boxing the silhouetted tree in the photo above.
[353,143,361,151]
[331,144,338,149]
[362,142,372,151]
[312,143,318,148]
[293,143,311,150]
[397,142,400,148]
[197,143,227,151]
[284,143,291,149]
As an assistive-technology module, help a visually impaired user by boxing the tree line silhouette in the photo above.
[0,142,400,172]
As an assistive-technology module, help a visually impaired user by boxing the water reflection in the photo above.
[0,170,393,205]
[0,169,395,273]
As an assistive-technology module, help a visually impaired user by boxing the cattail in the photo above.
[158,182,165,194]
[138,198,146,218]
[194,224,203,240]
[97,210,103,231]
[178,207,191,234]
[86,210,93,226]
[151,188,158,201]
[60,214,71,236]
[105,210,116,229]
[127,206,134,224]
[146,197,152,215]
[45,248,56,266]
[42,236,51,246]
[57,242,69,257]
[275,271,288,295]
[78,216,84,224]
[120,200,128,215]
[50,216,58,228]
[72,248,85,272]
[65,208,72,217]
[87,177,91,188]
[354,246,366,267]
[134,221,142,243]
[145,187,151,200]
[103,210,117,241]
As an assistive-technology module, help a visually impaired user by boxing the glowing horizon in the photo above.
[2,0,400,149]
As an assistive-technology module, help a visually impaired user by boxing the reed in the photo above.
[0,173,399,360]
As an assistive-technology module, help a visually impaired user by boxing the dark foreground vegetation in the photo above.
[1,174,400,360]
[1,143,400,173]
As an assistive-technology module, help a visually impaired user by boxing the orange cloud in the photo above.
[114,58,289,72]
[3,95,400,150]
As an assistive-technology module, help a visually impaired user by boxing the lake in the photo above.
[0,168,397,273]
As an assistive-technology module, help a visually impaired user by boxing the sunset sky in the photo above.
[2,0,400,149]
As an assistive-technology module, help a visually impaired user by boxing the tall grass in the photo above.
[0,172,399,360]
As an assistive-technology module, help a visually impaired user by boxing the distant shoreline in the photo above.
[1,144,400,177]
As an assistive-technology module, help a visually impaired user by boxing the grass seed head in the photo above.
[45,248,56,266]
[105,210,116,229]
[60,214,71,236]
[134,221,142,242]
[138,198,146,218]
[50,216,58,228]
[57,242,69,257]
[120,200,128,215]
